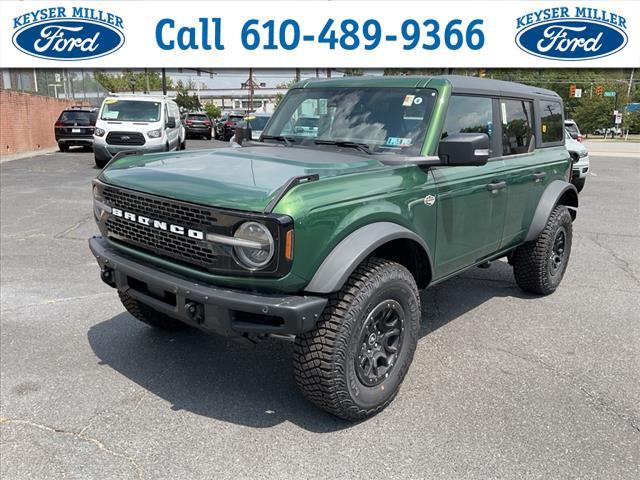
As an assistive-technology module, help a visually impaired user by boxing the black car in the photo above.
[183,112,213,139]
[54,107,97,152]
[214,111,245,141]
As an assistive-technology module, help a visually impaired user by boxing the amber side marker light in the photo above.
[284,230,294,261]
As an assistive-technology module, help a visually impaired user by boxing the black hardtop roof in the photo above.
[440,75,561,100]
[298,75,561,101]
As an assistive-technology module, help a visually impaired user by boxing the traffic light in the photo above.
[569,84,576,97]
[595,85,604,96]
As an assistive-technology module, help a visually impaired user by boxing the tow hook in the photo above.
[185,301,205,325]
[100,268,116,287]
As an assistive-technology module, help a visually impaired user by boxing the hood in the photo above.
[100,145,384,212]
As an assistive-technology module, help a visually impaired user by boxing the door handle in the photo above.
[486,181,507,193]
[533,172,547,182]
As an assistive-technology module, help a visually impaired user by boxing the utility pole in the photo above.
[144,68,150,94]
[627,68,635,98]
[315,68,320,78]
[295,68,301,82]
[161,68,167,96]
[326,68,331,78]
[248,68,254,112]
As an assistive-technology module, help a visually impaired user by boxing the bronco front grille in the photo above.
[102,186,233,271]
[106,131,145,146]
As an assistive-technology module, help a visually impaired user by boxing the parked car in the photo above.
[245,112,272,140]
[293,115,319,136]
[183,112,213,139]
[93,95,186,168]
[564,119,582,142]
[90,75,577,420]
[565,129,589,192]
[214,111,245,141]
[54,106,97,152]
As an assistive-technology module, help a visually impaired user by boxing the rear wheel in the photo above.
[512,205,573,295]
[294,258,420,420]
[58,143,69,152]
[180,138,187,150]
[118,291,185,331]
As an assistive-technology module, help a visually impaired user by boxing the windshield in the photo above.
[263,87,437,155]
[100,100,162,122]
[248,116,270,130]
[565,123,580,137]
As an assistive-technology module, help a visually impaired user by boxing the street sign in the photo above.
[615,114,623,124]
[603,91,616,97]
[574,88,582,98]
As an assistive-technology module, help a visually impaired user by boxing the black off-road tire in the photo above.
[94,155,108,169]
[293,258,421,421]
[118,290,185,331]
[512,205,573,295]
[58,143,69,152]
[572,177,586,193]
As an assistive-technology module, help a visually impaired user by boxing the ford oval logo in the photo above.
[516,19,627,61]
[12,19,124,61]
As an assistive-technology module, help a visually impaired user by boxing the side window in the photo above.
[443,95,494,155]
[539,100,563,143]
[500,99,533,156]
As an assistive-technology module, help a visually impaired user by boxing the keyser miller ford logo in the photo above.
[515,6,628,60]
[12,6,124,60]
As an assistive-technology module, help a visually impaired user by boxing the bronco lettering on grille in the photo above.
[111,207,204,240]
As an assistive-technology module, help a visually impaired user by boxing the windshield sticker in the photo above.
[386,137,413,147]
[104,99,118,105]
[542,124,548,133]
[402,95,415,107]
[413,97,423,105]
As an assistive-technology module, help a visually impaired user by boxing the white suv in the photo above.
[93,95,186,168]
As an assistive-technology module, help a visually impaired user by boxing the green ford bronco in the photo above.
[90,75,578,420]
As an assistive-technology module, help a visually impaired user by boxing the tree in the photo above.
[203,103,222,119]
[571,97,612,135]
[624,109,640,134]
[94,70,172,93]
[174,80,201,111]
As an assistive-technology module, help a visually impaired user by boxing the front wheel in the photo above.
[294,258,421,421]
[512,205,573,295]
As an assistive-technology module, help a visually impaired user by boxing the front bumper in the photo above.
[89,236,327,337]
[572,156,590,179]
[93,142,167,162]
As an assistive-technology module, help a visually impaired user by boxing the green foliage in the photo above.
[174,80,201,111]
[93,70,171,93]
[571,97,613,135]
[624,110,640,134]
[203,103,222,119]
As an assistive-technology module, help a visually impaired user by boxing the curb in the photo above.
[0,148,59,164]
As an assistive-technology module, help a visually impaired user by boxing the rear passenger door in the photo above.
[432,95,508,278]
[496,98,544,248]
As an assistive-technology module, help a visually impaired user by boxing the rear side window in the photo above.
[189,114,208,121]
[540,101,564,143]
[500,99,533,156]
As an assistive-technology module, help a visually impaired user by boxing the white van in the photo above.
[93,95,186,168]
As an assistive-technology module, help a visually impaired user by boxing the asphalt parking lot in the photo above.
[1,139,639,479]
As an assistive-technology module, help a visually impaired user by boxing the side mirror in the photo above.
[438,133,490,166]
[234,121,252,146]
[166,116,176,129]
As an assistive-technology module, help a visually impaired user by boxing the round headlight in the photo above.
[94,127,105,137]
[233,222,274,269]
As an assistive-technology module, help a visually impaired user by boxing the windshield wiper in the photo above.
[313,139,373,155]
[261,135,293,146]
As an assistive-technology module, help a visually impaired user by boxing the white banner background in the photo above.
[1,0,638,67]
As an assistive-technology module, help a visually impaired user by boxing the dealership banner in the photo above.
[1,0,639,68]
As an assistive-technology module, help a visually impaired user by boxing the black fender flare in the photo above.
[525,180,578,242]
[304,222,433,294]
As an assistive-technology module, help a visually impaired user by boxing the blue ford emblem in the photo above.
[516,19,627,61]
[12,19,125,61]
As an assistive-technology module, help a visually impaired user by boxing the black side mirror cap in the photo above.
[438,133,490,166]
[166,116,176,129]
